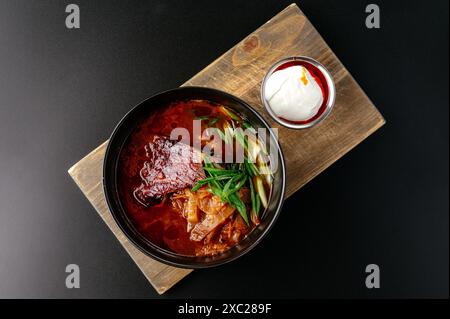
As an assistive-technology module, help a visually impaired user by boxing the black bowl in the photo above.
[103,86,286,268]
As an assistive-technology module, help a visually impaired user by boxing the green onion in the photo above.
[203,167,241,175]
[191,180,207,192]
[242,121,252,129]
[228,175,247,195]
[210,179,225,201]
[195,115,210,120]
[191,175,234,192]
[234,128,247,149]
[216,129,226,142]
[190,112,272,227]
[244,160,259,177]
[219,106,241,122]
[255,194,261,216]
[207,117,219,126]
[221,177,235,199]
[228,192,248,225]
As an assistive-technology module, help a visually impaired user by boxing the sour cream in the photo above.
[264,65,324,122]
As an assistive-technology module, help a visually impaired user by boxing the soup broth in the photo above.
[118,100,271,256]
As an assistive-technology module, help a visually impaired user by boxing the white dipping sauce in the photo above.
[264,65,323,122]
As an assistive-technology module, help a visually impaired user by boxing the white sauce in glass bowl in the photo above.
[263,65,323,122]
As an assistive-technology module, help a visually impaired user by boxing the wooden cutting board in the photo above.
[68,3,385,294]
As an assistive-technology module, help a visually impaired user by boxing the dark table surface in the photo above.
[0,0,448,298]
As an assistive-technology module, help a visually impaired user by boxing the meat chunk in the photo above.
[133,135,205,206]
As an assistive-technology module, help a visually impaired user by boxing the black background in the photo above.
[0,0,448,298]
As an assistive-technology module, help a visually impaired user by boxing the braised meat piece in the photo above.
[133,135,205,206]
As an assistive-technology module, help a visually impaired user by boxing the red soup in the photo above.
[117,100,271,256]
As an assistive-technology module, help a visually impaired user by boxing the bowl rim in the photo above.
[260,56,336,129]
[103,86,286,268]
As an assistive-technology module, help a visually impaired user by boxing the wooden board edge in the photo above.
[67,144,193,295]
[67,140,109,176]
[183,3,300,86]
[152,268,194,295]
[285,117,385,198]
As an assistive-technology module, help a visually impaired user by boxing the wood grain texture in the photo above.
[68,4,385,294]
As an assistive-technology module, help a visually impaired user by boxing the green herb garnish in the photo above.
[195,115,210,121]
[207,117,220,126]
[191,108,271,225]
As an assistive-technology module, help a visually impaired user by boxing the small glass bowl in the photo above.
[260,56,336,129]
